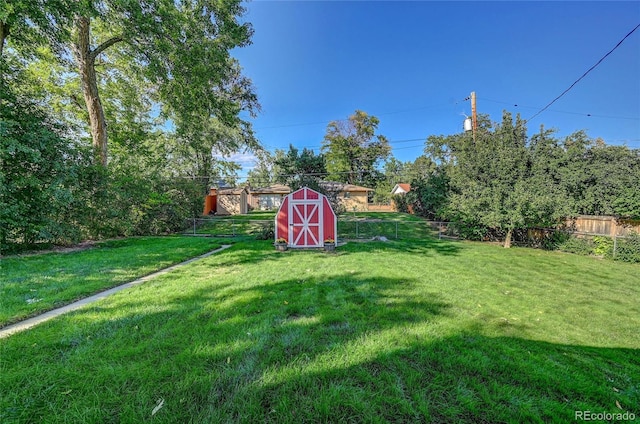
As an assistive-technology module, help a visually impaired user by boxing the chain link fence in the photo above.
[553,231,639,262]
[484,227,639,262]
[182,218,274,238]
[182,217,460,241]
[337,219,459,241]
[182,216,638,262]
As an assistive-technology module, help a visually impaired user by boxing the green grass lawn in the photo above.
[0,236,222,327]
[1,234,639,423]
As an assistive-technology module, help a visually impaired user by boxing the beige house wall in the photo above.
[339,192,369,212]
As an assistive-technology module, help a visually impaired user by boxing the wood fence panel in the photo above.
[367,204,394,212]
[570,215,640,236]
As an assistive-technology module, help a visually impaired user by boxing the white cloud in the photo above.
[213,151,259,179]
[214,151,258,168]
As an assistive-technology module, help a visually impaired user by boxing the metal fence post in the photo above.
[193,218,196,235]
[613,234,617,259]
[356,222,359,239]
[395,221,398,239]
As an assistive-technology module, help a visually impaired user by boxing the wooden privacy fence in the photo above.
[569,216,640,237]
[367,203,394,212]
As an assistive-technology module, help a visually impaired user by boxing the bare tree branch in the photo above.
[90,36,123,61]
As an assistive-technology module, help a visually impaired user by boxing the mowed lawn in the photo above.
[1,234,639,423]
[0,237,222,327]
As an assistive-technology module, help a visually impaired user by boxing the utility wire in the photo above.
[482,97,639,120]
[526,23,640,123]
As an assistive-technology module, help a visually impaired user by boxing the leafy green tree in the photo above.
[525,126,572,227]
[69,0,259,166]
[322,110,390,187]
[3,0,259,167]
[420,112,639,247]
[372,157,404,203]
[381,154,444,215]
[247,150,283,188]
[405,154,437,182]
[613,187,640,219]
[373,155,438,204]
[1,1,262,249]
[0,68,82,252]
[0,0,77,61]
[444,111,532,247]
[558,133,640,217]
[274,145,326,191]
[406,170,450,220]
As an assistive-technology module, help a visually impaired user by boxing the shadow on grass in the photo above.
[1,272,450,421]
[244,334,640,423]
[2,257,637,423]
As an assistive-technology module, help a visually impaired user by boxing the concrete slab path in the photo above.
[0,244,232,339]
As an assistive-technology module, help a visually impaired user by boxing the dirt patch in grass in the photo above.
[3,240,98,258]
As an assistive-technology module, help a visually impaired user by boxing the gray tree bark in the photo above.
[504,228,513,248]
[72,16,122,167]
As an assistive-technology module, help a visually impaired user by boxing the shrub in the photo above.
[392,194,409,213]
[456,222,488,241]
[254,223,275,240]
[615,232,640,263]
[592,236,614,258]
[557,236,594,256]
[542,229,572,250]
[0,72,84,253]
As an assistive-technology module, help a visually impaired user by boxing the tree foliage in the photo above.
[443,112,532,246]
[68,0,259,167]
[0,67,83,250]
[2,0,260,167]
[246,150,282,188]
[0,0,261,253]
[273,145,326,191]
[322,110,390,188]
[406,171,449,220]
[0,0,78,60]
[412,111,640,247]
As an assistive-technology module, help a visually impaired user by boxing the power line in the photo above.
[392,144,426,151]
[526,23,640,123]
[482,97,640,121]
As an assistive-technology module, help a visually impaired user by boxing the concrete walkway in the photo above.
[0,245,232,339]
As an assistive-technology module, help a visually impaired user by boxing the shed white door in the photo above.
[289,199,323,247]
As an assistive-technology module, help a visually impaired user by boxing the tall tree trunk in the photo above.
[504,228,513,248]
[0,20,8,59]
[72,16,109,167]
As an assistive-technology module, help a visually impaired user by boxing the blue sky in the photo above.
[230,1,640,173]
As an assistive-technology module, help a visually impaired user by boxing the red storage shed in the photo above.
[275,187,337,248]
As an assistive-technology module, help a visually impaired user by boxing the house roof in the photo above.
[249,184,291,195]
[218,187,248,195]
[320,182,373,192]
[391,183,411,194]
